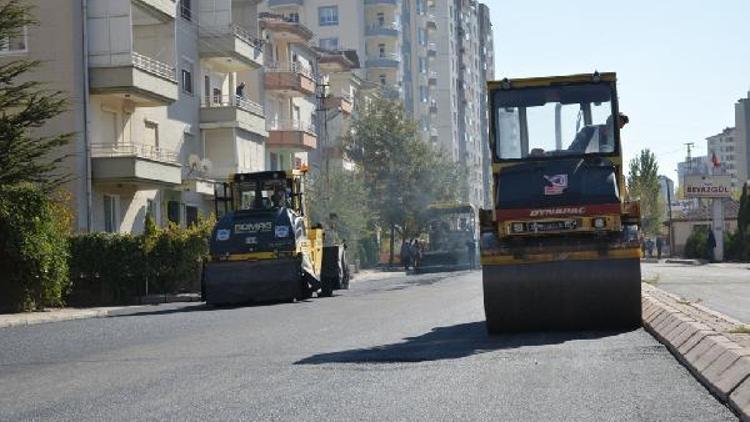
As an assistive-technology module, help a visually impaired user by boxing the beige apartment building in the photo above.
[706,127,740,188]
[259,0,495,209]
[4,0,317,234]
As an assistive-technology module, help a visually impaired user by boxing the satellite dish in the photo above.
[200,158,213,175]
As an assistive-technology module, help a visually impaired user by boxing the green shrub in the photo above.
[68,233,145,306]
[67,215,213,306]
[684,227,710,260]
[0,184,71,312]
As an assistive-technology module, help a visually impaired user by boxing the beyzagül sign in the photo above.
[684,175,733,198]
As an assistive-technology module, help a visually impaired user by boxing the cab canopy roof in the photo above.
[487,72,616,90]
[427,203,476,215]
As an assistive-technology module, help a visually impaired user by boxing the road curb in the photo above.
[643,284,750,421]
[0,307,124,329]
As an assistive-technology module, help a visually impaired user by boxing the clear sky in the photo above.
[489,0,750,183]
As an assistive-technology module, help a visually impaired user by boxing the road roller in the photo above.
[480,72,642,333]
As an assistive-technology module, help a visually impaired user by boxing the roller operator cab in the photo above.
[203,170,330,305]
[481,73,642,333]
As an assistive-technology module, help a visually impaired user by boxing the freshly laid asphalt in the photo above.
[642,262,750,323]
[0,270,738,421]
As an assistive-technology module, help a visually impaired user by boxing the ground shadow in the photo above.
[296,322,632,364]
[107,298,315,318]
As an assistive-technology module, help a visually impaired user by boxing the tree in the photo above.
[305,168,370,260]
[344,95,463,264]
[627,149,663,236]
[0,0,71,189]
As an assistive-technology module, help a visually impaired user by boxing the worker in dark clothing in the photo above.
[707,230,717,262]
[656,236,664,260]
[235,81,246,98]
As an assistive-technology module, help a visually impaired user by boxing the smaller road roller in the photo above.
[203,170,346,305]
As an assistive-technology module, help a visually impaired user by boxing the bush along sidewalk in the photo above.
[67,216,214,307]
[0,184,72,313]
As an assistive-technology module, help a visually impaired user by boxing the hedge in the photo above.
[67,216,213,306]
[0,184,71,312]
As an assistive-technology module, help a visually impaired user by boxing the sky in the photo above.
[489,0,750,184]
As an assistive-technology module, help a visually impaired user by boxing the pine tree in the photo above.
[0,0,71,189]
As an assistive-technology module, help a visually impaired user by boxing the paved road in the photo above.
[642,262,750,323]
[0,271,738,421]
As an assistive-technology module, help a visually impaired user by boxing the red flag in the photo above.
[711,152,721,168]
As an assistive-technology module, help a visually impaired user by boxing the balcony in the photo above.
[199,25,264,71]
[260,14,314,44]
[366,53,401,69]
[365,0,398,6]
[91,143,181,186]
[200,95,267,137]
[89,52,178,106]
[428,70,437,85]
[268,0,304,6]
[429,99,438,113]
[264,63,316,96]
[365,23,400,38]
[427,42,437,57]
[267,120,317,151]
[133,0,176,21]
[425,14,437,31]
[322,94,354,115]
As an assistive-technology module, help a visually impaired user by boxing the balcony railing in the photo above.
[266,61,315,80]
[366,23,400,37]
[267,119,316,134]
[131,52,177,81]
[90,143,179,163]
[202,95,265,117]
[230,24,264,52]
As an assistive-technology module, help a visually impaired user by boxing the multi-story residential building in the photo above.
[706,127,739,187]
[431,0,494,207]
[677,155,710,187]
[258,0,494,209]
[259,12,318,171]
[658,175,675,211]
[734,92,750,185]
[477,3,494,208]
[7,0,271,234]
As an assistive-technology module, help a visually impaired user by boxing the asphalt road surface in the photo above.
[0,271,738,421]
[642,262,750,323]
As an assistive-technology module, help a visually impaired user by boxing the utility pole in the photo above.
[683,142,694,200]
[665,178,675,257]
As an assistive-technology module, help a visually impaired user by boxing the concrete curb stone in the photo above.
[643,283,750,420]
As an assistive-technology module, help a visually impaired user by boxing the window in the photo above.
[377,12,385,26]
[181,62,193,95]
[186,206,199,227]
[378,43,386,57]
[288,13,299,23]
[319,6,339,26]
[0,27,27,54]
[420,86,429,103]
[379,74,386,86]
[144,121,159,148]
[103,195,119,233]
[180,0,192,21]
[419,57,428,74]
[418,28,427,46]
[167,201,181,225]
[319,37,339,50]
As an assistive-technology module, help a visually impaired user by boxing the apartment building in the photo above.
[431,0,494,207]
[259,0,495,209]
[734,92,750,186]
[5,0,272,234]
[706,127,740,187]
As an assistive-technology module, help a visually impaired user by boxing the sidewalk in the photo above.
[0,306,128,329]
[0,293,203,329]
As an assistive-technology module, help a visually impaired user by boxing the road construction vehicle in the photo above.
[481,72,642,333]
[414,203,477,273]
[203,170,345,305]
